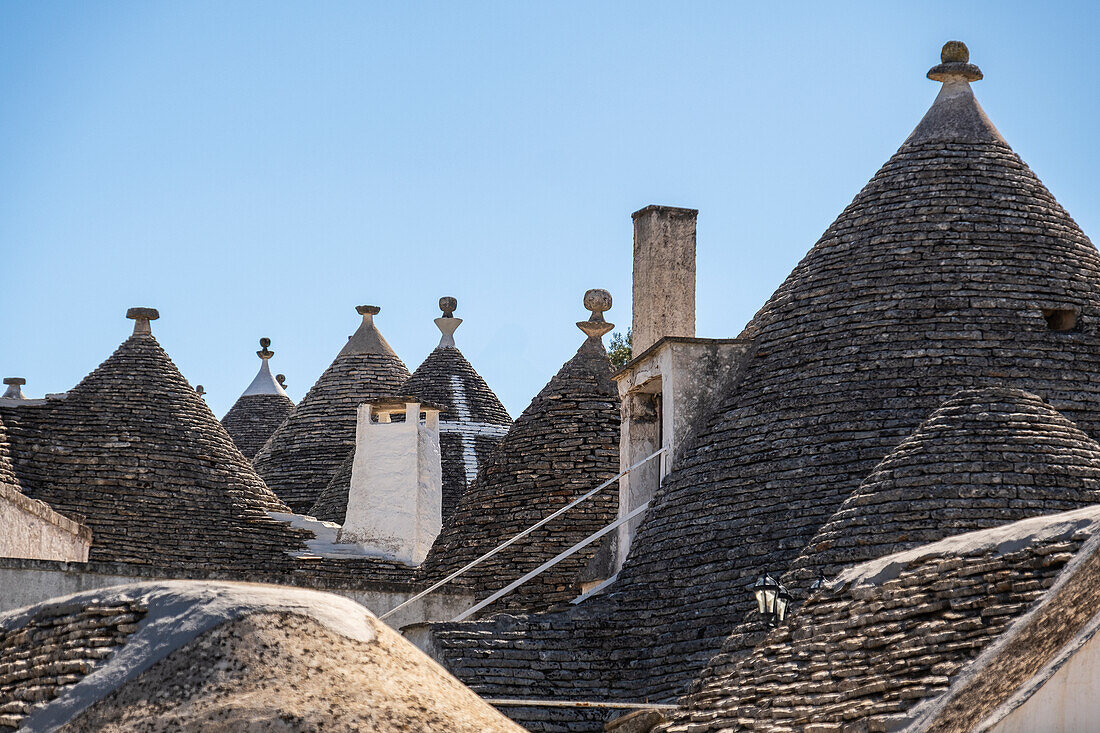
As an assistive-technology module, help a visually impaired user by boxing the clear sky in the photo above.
[2,2,1098,419]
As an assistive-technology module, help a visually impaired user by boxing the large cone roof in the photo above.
[419,335,619,614]
[606,51,1100,701]
[252,310,410,513]
[0,332,310,570]
[310,344,511,524]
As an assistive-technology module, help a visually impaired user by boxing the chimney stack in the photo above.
[631,205,697,354]
[338,398,444,566]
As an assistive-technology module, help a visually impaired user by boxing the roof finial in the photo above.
[927,40,982,82]
[195,385,206,398]
[357,305,381,318]
[435,296,462,348]
[577,289,614,338]
[126,307,159,336]
[258,337,274,360]
[3,377,27,400]
[276,374,287,389]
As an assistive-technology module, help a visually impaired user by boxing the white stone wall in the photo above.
[0,484,90,563]
[990,625,1100,733]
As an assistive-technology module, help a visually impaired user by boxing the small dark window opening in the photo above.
[1042,308,1078,332]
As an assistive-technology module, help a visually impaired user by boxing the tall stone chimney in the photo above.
[631,205,698,354]
[338,398,444,566]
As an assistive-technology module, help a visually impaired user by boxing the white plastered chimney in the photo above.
[338,399,443,566]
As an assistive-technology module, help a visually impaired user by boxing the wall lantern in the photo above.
[751,574,792,626]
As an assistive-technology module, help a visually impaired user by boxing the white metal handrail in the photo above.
[379,447,666,621]
[451,501,650,621]
[485,699,678,710]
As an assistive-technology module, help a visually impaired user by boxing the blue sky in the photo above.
[2,2,1098,418]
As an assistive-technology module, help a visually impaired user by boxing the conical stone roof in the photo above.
[428,44,1100,720]
[0,309,310,570]
[419,298,619,614]
[310,299,511,524]
[791,387,1100,577]
[252,306,410,513]
[221,338,295,460]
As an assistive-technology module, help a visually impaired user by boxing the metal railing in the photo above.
[485,699,678,710]
[380,447,666,621]
[451,501,650,621]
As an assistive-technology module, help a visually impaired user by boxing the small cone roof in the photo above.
[420,305,619,614]
[253,306,410,513]
[221,338,294,460]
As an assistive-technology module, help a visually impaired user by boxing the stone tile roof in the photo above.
[252,307,410,513]
[906,524,1100,731]
[310,344,511,525]
[427,43,1100,724]
[0,329,313,571]
[418,334,619,614]
[221,394,294,460]
[661,506,1100,732]
[220,339,295,460]
[680,386,1100,708]
[787,387,1100,581]
[2,581,522,732]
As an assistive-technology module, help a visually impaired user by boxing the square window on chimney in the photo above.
[1041,308,1078,332]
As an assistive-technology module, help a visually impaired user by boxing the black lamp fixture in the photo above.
[751,573,792,626]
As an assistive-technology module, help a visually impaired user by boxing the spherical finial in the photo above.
[941,40,969,64]
[276,374,287,389]
[259,337,271,349]
[584,289,613,321]
[195,385,206,397]
[927,40,982,83]
[578,289,614,338]
[356,305,381,316]
[257,337,274,360]
[439,296,458,318]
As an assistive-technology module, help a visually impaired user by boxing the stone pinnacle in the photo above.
[577,289,614,338]
[126,307,160,336]
[435,296,462,348]
[927,40,982,83]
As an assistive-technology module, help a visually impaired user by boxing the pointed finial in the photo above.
[126,307,159,336]
[257,337,274,360]
[577,289,614,338]
[3,377,27,400]
[195,385,206,398]
[435,296,462,348]
[927,40,982,82]
[276,374,287,389]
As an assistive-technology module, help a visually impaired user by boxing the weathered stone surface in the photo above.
[0,599,146,731]
[660,509,1100,731]
[420,334,620,615]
